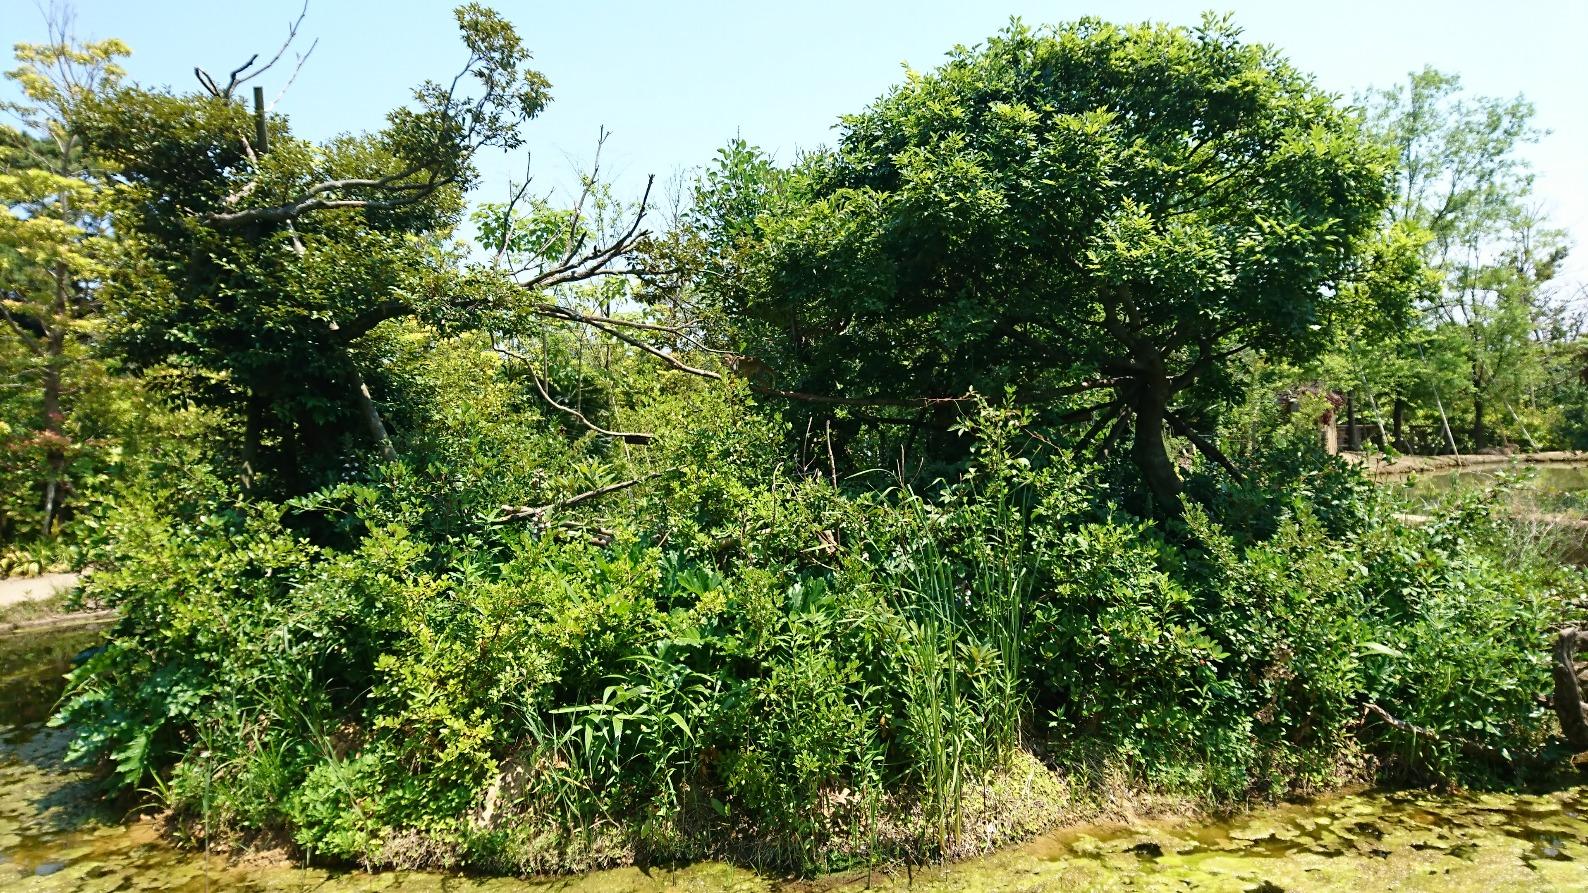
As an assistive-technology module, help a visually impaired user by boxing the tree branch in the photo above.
[193,0,310,99]
[334,301,412,343]
[1165,409,1246,482]
[494,346,652,443]
[499,474,659,523]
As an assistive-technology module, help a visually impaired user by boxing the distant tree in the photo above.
[1362,68,1570,450]
[0,19,127,535]
[694,16,1413,512]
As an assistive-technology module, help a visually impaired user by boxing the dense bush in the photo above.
[55,387,1581,874]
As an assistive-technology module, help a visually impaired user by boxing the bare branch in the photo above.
[193,0,310,99]
[201,179,451,227]
[494,346,653,443]
[1361,703,1509,764]
[522,175,656,291]
[749,385,971,408]
[561,314,724,380]
[499,474,660,523]
[269,38,319,110]
[491,154,537,267]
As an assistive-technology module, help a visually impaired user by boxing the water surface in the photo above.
[1398,462,1588,517]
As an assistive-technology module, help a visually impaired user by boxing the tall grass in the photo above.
[890,487,1033,853]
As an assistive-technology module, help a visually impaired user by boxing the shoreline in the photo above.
[0,607,116,636]
[1343,449,1588,477]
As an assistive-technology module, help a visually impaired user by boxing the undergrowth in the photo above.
[54,397,1585,875]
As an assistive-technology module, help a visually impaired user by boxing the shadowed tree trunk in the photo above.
[351,364,398,463]
[40,350,65,536]
[1126,369,1183,516]
[1473,384,1488,450]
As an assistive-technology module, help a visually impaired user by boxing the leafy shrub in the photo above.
[55,396,1581,874]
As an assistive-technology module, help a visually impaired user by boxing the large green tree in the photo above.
[694,16,1410,512]
[82,5,593,492]
[1359,68,1570,450]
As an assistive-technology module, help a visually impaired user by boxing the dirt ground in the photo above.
[0,572,80,609]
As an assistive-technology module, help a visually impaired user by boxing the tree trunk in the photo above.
[351,365,399,463]
[39,256,69,538]
[1346,390,1360,450]
[40,358,65,537]
[1473,390,1488,451]
[1392,397,1405,449]
[1128,374,1183,516]
[242,394,265,487]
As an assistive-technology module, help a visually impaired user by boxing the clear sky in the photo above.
[5,0,1586,294]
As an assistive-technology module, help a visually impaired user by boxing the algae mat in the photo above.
[4,625,1588,891]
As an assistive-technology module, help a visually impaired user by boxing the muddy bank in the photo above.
[1346,449,1588,477]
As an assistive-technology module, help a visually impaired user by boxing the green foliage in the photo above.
[688,16,1412,510]
[55,389,1580,873]
[1325,67,1578,454]
[76,4,554,495]
[12,7,1580,884]
[0,32,129,542]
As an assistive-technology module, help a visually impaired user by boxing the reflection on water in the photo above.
[5,624,1588,891]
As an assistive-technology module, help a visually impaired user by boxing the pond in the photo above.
[1395,462,1588,517]
[4,624,1588,891]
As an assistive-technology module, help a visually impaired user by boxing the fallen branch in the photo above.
[499,473,663,523]
[1361,702,1510,764]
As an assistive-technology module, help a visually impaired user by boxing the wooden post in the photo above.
[1345,391,1360,450]
[252,86,268,154]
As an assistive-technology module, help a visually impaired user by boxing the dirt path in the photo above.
[0,572,80,609]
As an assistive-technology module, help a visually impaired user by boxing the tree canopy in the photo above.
[694,16,1419,511]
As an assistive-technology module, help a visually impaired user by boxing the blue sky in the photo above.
[6,0,1586,294]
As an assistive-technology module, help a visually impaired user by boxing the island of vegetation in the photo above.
[2,4,1586,878]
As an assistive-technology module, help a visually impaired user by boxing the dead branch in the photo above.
[493,346,652,444]
[491,154,538,267]
[499,474,659,523]
[268,38,319,110]
[521,175,657,291]
[194,0,310,99]
[203,170,448,227]
[749,385,972,408]
[1362,703,1510,764]
[201,22,506,229]
[532,304,683,336]
[579,317,724,380]
[531,303,732,356]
